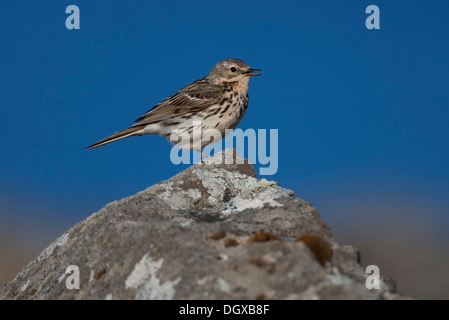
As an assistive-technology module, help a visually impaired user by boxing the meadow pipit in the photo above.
[87,58,261,154]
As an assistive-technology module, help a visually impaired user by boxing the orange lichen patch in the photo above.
[224,238,239,247]
[295,234,333,266]
[254,293,266,300]
[209,230,226,240]
[250,256,276,274]
[94,269,106,280]
[247,231,280,243]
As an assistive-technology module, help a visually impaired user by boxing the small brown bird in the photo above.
[87,58,261,154]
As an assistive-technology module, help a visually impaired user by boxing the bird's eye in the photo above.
[230,67,237,72]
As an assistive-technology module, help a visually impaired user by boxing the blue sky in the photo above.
[1,1,448,243]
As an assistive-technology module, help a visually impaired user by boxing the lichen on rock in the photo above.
[0,149,408,300]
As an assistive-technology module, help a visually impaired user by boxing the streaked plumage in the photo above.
[87,58,260,151]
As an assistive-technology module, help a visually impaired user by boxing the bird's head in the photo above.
[207,58,261,86]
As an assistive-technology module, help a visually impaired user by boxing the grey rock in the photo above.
[0,149,407,300]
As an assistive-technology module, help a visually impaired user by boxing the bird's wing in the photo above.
[132,79,223,126]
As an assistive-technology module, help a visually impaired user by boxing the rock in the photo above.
[0,150,408,300]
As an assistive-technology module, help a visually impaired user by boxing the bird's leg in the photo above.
[199,150,209,159]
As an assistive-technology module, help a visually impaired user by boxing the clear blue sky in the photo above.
[1,1,448,241]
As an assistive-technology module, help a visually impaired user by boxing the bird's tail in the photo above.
[87,125,145,149]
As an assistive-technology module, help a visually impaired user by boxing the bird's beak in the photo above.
[244,68,262,76]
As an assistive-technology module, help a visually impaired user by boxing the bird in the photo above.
[86,58,261,155]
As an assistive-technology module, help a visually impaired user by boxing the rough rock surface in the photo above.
[0,150,406,300]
